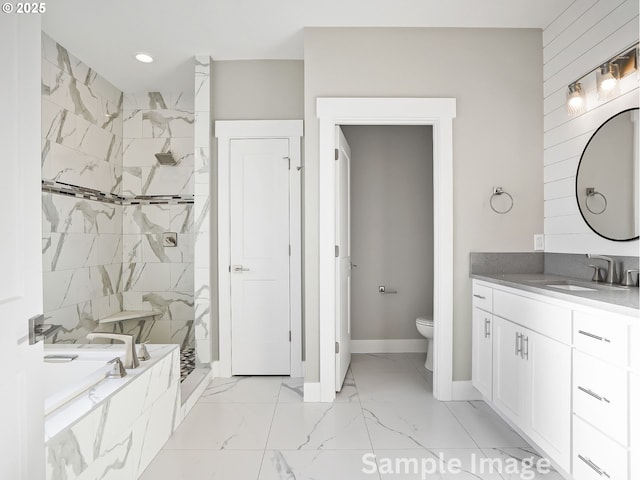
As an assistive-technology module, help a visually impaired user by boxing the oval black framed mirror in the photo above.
[576,107,639,242]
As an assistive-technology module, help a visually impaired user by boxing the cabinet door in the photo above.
[472,307,493,399]
[492,316,526,425]
[631,372,639,480]
[527,330,571,473]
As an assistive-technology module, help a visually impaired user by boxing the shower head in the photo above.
[154,151,177,166]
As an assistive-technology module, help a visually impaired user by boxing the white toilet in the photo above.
[416,316,434,371]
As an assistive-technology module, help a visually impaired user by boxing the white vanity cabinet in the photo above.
[473,280,572,473]
[631,323,640,480]
[572,309,633,480]
[471,283,493,400]
[630,370,639,480]
[472,278,639,480]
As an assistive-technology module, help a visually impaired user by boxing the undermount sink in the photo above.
[544,281,597,292]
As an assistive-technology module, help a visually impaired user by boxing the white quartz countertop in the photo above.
[471,273,639,317]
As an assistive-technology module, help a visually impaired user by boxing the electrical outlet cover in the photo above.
[533,234,544,251]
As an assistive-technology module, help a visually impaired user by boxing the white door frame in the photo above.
[317,98,456,402]
[216,120,304,378]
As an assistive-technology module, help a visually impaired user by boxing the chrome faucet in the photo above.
[86,333,140,369]
[586,254,616,285]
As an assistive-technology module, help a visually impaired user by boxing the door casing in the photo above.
[216,120,303,378]
[316,98,456,402]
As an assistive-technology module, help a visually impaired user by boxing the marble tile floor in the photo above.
[140,353,563,479]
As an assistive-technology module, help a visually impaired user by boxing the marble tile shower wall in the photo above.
[41,32,125,342]
[121,91,195,349]
[41,33,196,349]
[192,56,212,366]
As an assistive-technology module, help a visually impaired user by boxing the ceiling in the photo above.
[42,0,572,93]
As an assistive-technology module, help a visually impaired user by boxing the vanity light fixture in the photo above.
[596,62,620,100]
[565,43,638,116]
[566,82,586,116]
[135,52,154,63]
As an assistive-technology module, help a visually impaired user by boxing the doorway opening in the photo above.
[338,125,435,390]
[316,98,456,402]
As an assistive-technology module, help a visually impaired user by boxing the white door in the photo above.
[230,138,291,375]
[0,15,45,479]
[335,127,352,391]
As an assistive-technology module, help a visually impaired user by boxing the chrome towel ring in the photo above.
[585,187,607,215]
[490,187,513,214]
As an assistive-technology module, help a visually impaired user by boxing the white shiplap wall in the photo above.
[543,0,639,254]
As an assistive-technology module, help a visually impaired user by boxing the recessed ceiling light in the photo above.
[135,53,154,63]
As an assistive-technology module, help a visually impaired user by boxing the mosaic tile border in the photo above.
[42,180,194,205]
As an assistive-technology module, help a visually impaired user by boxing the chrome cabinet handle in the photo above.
[473,294,486,300]
[577,455,609,478]
[577,330,610,343]
[522,335,529,360]
[515,332,522,356]
[233,265,250,272]
[484,318,490,338]
[578,386,610,403]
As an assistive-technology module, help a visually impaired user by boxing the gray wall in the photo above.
[342,125,433,341]
[304,28,544,382]
[212,60,304,120]
[209,59,304,361]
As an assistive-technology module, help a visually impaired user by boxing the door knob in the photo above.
[233,265,250,272]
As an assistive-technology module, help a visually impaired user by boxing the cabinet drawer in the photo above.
[573,350,628,445]
[574,311,629,367]
[493,290,571,343]
[472,283,492,312]
[573,416,628,480]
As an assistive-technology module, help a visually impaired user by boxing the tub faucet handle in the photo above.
[137,343,151,361]
[86,333,140,369]
[107,357,127,378]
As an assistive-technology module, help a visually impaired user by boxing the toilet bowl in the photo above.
[416,316,434,371]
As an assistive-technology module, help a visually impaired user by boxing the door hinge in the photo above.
[335,341,340,354]
[289,244,291,256]
[228,265,231,273]
[335,245,339,258]
[334,148,339,161]
[284,156,291,170]
[289,330,292,342]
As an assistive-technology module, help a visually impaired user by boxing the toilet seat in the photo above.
[416,316,433,327]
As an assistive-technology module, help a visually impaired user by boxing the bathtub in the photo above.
[44,344,183,480]
[43,350,115,415]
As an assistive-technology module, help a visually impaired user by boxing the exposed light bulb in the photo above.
[599,76,617,92]
[566,82,585,116]
[596,63,620,100]
[568,95,584,109]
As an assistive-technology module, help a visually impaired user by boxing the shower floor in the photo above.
[180,347,196,382]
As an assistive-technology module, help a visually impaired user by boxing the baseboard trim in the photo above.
[451,380,482,401]
[303,382,321,402]
[351,339,427,353]
[211,360,221,378]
